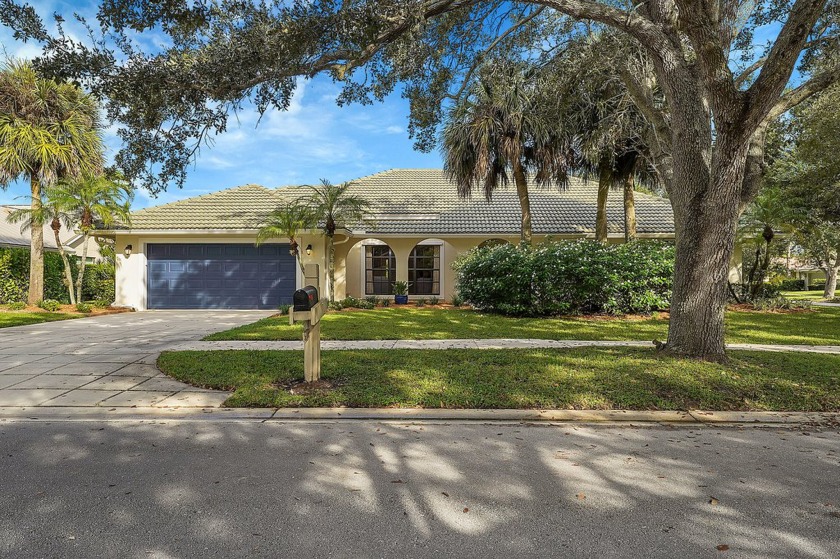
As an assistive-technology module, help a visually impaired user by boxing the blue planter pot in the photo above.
[394,295,409,305]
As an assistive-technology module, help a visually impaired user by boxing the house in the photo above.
[110,168,680,310]
[0,205,103,261]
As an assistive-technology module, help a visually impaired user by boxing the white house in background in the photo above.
[0,205,103,261]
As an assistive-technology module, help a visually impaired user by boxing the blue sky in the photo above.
[0,1,443,209]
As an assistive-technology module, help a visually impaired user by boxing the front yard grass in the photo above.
[0,310,82,328]
[157,347,840,411]
[204,306,840,346]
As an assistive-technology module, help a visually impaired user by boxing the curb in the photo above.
[0,406,836,426]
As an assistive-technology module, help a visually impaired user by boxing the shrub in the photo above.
[365,295,380,306]
[729,282,781,302]
[414,298,427,307]
[450,294,463,307]
[428,296,440,305]
[75,302,93,313]
[38,299,61,311]
[342,295,362,308]
[0,247,81,304]
[6,301,26,310]
[278,303,291,314]
[81,261,115,303]
[778,279,806,291]
[809,282,826,292]
[453,240,675,316]
[380,298,390,307]
[90,299,111,308]
[752,296,813,311]
[329,301,344,311]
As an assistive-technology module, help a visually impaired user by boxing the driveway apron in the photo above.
[0,311,271,410]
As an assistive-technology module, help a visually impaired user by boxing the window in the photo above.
[365,245,396,295]
[409,245,440,295]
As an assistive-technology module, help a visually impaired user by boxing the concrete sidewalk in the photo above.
[170,338,840,354]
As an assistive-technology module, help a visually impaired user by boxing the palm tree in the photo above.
[0,61,104,304]
[8,189,78,304]
[256,200,315,274]
[49,174,132,302]
[307,180,370,302]
[737,186,793,300]
[442,61,574,244]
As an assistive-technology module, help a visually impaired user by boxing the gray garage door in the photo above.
[147,243,296,309]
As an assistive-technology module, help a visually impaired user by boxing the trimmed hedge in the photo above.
[0,247,79,303]
[454,240,675,316]
[778,279,806,291]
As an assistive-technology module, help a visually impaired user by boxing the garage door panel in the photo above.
[147,243,295,309]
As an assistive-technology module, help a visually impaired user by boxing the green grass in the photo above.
[204,306,840,346]
[0,310,82,328]
[780,290,827,301]
[157,347,840,411]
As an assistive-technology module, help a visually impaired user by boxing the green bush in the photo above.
[365,295,380,306]
[90,299,111,308]
[278,303,291,314]
[753,296,813,311]
[454,240,675,316]
[6,301,26,310]
[778,279,806,291]
[428,296,440,305]
[81,261,115,303]
[380,298,390,307]
[75,302,93,313]
[450,294,463,307]
[38,299,61,311]
[0,247,81,303]
[809,282,826,292]
[414,298,427,307]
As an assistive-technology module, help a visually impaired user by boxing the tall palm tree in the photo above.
[737,186,792,300]
[256,200,315,274]
[8,189,78,304]
[49,174,132,302]
[0,61,104,304]
[442,61,574,244]
[307,180,370,302]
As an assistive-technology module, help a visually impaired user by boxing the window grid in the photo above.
[365,246,396,295]
[408,245,440,295]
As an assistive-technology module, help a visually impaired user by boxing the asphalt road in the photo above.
[1,420,838,558]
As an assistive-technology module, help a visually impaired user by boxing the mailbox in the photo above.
[293,285,319,311]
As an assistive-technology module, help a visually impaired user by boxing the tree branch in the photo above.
[767,62,840,121]
[747,0,827,125]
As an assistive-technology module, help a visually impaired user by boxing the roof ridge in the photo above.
[133,184,270,214]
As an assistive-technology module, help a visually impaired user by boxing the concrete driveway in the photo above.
[0,311,271,410]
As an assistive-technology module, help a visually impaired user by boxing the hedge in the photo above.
[0,247,114,304]
[453,240,675,316]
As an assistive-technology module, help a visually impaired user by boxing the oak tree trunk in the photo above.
[824,267,838,299]
[27,177,44,306]
[512,161,532,245]
[595,155,611,243]
[623,173,636,242]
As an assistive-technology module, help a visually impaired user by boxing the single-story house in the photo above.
[110,168,692,310]
[1,205,103,261]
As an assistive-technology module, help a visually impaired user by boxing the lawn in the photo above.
[780,290,828,301]
[157,347,840,411]
[204,306,840,346]
[0,310,82,328]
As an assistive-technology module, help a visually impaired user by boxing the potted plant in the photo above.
[392,281,409,304]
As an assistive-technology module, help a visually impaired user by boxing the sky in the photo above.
[0,0,443,209]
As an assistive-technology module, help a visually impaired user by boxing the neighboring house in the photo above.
[110,168,682,310]
[0,205,102,262]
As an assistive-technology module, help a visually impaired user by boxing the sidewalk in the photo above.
[170,338,840,354]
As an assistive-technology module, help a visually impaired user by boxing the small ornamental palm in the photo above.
[307,180,370,302]
[0,61,104,304]
[50,174,133,302]
[256,201,316,274]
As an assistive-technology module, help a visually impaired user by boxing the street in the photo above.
[1,420,837,558]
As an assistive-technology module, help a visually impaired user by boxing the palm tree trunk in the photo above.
[75,232,91,303]
[512,161,532,245]
[623,173,637,242]
[27,177,44,305]
[596,155,612,243]
[327,234,336,303]
[51,220,76,305]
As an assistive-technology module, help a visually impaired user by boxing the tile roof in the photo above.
[126,169,674,236]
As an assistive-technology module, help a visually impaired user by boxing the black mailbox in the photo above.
[293,285,319,311]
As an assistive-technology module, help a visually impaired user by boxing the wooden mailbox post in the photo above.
[289,295,329,382]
